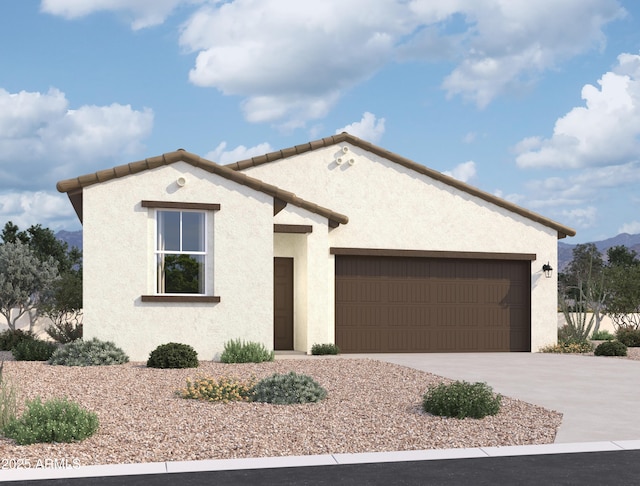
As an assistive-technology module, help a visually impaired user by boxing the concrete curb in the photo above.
[3,440,640,482]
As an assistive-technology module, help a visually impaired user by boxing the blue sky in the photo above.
[1,0,640,243]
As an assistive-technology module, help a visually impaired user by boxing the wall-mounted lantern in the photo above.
[542,262,553,278]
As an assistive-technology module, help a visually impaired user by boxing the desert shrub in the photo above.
[48,338,129,366]
[147,342,198,369]
[220,339,274,363]
[180,376,254,402]
[46,321,83,344]
[539,341,594,353]
[311,343,340,355]
[422,381,501,419]
[0,329,34,351]
[591,329,614,341]
[3,397,98,445]
[615,326,640,347]
[11,339,57,361]
[594,340,627,357]
[251,372,327,405]
[0,362,17,430]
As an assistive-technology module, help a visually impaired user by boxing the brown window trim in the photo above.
[330,247,536,261]
[274,224,313,234]
[141,200,220,211]
[141,295,221,303]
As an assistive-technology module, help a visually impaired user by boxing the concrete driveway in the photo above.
[352,353,640,443]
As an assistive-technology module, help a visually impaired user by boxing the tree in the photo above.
[604,246,640,330]
[558,243,607,338]
[0,221,82,335]
[0,241,59,331]
[0,222,81,274]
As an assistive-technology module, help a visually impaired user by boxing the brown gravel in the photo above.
[0,356,562,467]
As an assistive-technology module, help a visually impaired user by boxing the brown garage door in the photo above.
[335,256,531,353]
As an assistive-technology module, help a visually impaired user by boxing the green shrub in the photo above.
[539,341,594,353]
[0,362,17,430]
[48,338,129,366]
[220,339,274,363]
[46,321,83,344]
[311,343,340,355]
[0,329,34,351]
[11,339,57,361]
[180,376,254,402]
[251,372,327,405]
[615,326,640,347]
[3,397,99,445]
[147,342,199,369]
[591,329,614,341]
[594,340,627,357]
[422,381,502,419]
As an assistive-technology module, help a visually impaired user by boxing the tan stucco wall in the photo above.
[244,143,561,352]
[82,161,274,361]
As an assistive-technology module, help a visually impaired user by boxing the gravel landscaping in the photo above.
[0,356,563,467]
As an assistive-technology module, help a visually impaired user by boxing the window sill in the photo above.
[141,295,221,303]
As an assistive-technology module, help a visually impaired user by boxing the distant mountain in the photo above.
[55,230,82,251]
[558,233,640,271]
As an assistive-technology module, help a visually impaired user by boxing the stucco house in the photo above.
[57,133,575,361]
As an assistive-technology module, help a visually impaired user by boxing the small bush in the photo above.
[147,342,199,369]
[220,339,274,363]
[311,343,340,355]
[615,326,640,347]
[251,372,327,405]
[0,362,17,430]
[48,338,129,366]
[11,339,57,361]
[46,321,83,344]
[3,397,99,445]
[591,329,614,341]
[0,329,34,351]
[539,341,594,353]
[422,381,501,419]
[180,376,254,402]
[594,340,627,357]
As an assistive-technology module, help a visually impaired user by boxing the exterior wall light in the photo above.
[542,262,553,278]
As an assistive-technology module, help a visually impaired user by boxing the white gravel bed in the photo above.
[0,357,561,467]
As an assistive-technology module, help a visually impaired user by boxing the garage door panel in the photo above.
[336,256,531,353]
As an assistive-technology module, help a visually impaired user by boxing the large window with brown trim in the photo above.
[140,201,220,303]
[155,210,206,294]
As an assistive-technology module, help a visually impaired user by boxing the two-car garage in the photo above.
[334,250,532,353]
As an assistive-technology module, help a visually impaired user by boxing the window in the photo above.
[156,210,206,294]
[140,200,220,303]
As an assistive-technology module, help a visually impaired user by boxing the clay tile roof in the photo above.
[226,132,576,239]
[56,151,348,227]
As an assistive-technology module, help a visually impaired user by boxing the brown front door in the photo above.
[274,257,294,350]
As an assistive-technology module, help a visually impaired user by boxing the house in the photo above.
[56,133,575,361]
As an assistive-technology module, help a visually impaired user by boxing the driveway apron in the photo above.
[352,353,640,443]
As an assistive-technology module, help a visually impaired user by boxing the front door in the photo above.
[274,257,294,350]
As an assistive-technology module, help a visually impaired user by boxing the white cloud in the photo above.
[441,0,624,107]
[336,113,386,144]
[559,206,598,229]
[42,1,624,124]
[619,221,640,235]
[0,191,78,231]
[462,132,477,144]
[205,141,274,165]
[443,160,476,183]
[40,0,203,29]
[178,0,624,123]
[515,52,640,169]
[0,87,153,190]
[526,162,640,206]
